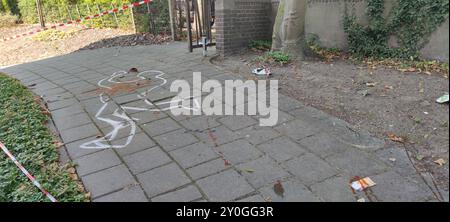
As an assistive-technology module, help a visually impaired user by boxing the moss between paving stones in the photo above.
[0,73,88,202]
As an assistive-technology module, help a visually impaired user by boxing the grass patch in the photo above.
[257,51,292,65]
[0,13,18,28]
[0,73,88,202]
[249,40,272,51]
[31,29,77,42]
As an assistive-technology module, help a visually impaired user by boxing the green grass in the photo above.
[257,51,292,65]
[0,73,88,202]
[249,40,272,51]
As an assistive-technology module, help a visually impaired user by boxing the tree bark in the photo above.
[271,0,307,58]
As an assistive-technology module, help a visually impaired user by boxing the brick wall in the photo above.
[216,0,273,55]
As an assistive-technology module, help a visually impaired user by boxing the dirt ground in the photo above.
[213,50,449,196]
[0,24,170,67]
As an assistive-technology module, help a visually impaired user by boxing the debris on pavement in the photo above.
[436,94,449,104]
[387,133,405,143]
[243,168,256,173]
[252,67,272,76]
[434,158,446,166]
[350,177,376,192]
[129,67,139,73]
[357,198,366,202]
[274,180,285,197]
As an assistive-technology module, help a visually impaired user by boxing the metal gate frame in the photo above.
[185,0,216,54]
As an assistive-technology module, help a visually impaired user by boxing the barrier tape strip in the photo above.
[0,0,151,42]
[0,141,57,202]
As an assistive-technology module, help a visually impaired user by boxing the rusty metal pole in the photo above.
[36,0,45,28]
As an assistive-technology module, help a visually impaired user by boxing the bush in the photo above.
[0,12,18,27]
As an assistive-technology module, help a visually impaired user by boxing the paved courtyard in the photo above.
[0,42,440,202]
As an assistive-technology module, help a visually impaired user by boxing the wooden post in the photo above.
[96,4,105,27]
[75,4,81,19]
[168,0,177,41]
[111,3,119,28]
[35,0,45,28]
[130,7,136,33]
[66,5,73,21]
[185,0,193,52]
[86,4,94,27]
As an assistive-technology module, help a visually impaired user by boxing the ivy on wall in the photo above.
[344,0,449,59]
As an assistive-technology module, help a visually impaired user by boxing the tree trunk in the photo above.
[272,0,307,58]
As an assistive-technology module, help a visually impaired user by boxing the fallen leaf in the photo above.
[389,158,397,162]
[387,133,405,143]
[366,82,378,87]
[243,168,256,173]
[384,85,394,90]
[53,141,64,148]
[67,167,76,174]
[434,159,446,166]
[264,196,273,202]
[273,180,285,197]
[357,198,366,202]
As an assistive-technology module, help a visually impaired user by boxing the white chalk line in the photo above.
[80,70,199,150]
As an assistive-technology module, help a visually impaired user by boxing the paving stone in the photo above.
[170,143,218,169]
[113,93,141,105]
[298,133,350,158]
[99,124,142,141]
[94,185,148,202]
[310,175,357,202]
[153,129,198,151]
[74,149,122,176]
[137,163,191,198]
[65,138,103,159]
[59,123,100,144]
[325,149,388,177]
[142,118,181,136]
[47,98,78,111]
[197,170,254,202]
[114,133,156,157]
[236,156,290,188]
[124,147,172,174]
[274,119,318,140]
[186,158,231,180]
[236,125,281,145]
[179,116,220,131]
[130,111,168,125]
[152,185,203,202]
[277,94,306,112]
[53,112,92,130]
[284,153,338,186]
[370,171,435,202]
[51,105,85,119]
[219,116,258,131]
[218,139,263,165]
[375,146,417,177]
[259,179,321,202]
[82,165,136,198]
[257,137,307,162]
[195,126,243,146]
[237,195,265,202]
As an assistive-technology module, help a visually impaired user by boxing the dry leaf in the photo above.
[385,85,394,90]
[243,168,255,173]
[388,133,405,143]
[53,141,64,148]
[273,180,285,197]
[434,159,446,166]
[366,82,378,87]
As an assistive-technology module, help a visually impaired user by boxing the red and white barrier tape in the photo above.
[0,0,151,42]
[0,141,57,202]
